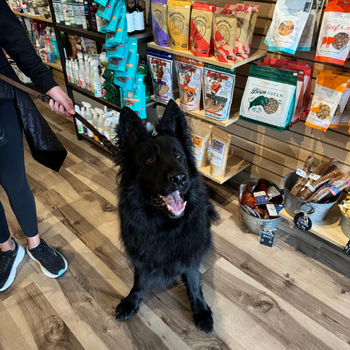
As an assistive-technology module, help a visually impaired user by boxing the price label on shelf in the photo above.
[260,229,275,247]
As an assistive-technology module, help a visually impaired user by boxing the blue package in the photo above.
[106,38,129,58]
[96,0,116,21]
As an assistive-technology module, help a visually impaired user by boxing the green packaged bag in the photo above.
[239,65,297,132]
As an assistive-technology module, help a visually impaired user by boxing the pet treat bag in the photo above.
[106,38,129,58]
[213,8,237,63]
[190,119,212,168]
[101,0,122,33]
[240,65,297,132]
[210,126,232,177]
[96,0,116,21]
[175,56,204,111]
[266,0,312,55]
[167,1,191,51]
[147,49,174,102]
[305,72,348,131]
[245,5,259,58]
[315,1,350,65]
[203,64,236,121]
[151,0,168,47]
[190,3,216,58]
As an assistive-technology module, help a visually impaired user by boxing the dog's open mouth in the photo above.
[152,190,187,217]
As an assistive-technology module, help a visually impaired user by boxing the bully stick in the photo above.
[291,156,315,196]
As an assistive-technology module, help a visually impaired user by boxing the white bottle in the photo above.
[73,0,82,28]
[96,14,102,33]
[74,105,84,134]
[95,108,105,133]
[146,122,155,134]
[74,60,80,86]
[99,52,108,68]
[103,111,114,140]
[91,60,102,97]
[68,59,74,84]
[77,52,86,89]
[66,59,71,83]
[79,0,87,29]
[84,59,91,91]
[82,102,94,137]
[89,59,95,92]
[80,106,88,134]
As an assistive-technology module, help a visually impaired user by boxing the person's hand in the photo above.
[47,86,75,118]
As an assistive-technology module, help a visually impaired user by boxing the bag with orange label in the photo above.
[305,72,348,131]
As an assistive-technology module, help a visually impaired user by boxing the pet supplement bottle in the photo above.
[79,0,87,29]
[77,52,86,88]
[73,0,82,28]
[61,0,71,25]
[50,31,60,62]
[52,0,65,24]
[74,105,84,133]
[82,102,94,137]
[91,60,102,97]
[66,0,76,26]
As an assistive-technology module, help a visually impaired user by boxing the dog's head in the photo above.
[116,100,198,218]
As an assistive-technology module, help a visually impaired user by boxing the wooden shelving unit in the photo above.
[13,10,53,23]
[280,206,349,249]
[42,60,63,72]
[148,42,267,71]
[151,96,239,128]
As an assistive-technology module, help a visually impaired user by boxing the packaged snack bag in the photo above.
[96,0,116,21]
[210,126,232,177]
[305,72,348,131]
[240,65,297,132]
[151,0,168,47]
[244,5,259,58]
[203,64,236,121]
[190,3,216,58]
[106,38,130,58]
[175,55,204,111]
[167,1,191,51]
[266,0,312,55]
[100,0,122,33]
[95,0,108,6]
[105,11,127,46]
[224,4,252,62]
[147,49,174,102]
[213,8,237,63]
[315,0,350,65]
[190,119,212,168]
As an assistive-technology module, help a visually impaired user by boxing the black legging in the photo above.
[0,99,38,243]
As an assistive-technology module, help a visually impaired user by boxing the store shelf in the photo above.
[198,155,250,184]
[42,60,63,72]
[280,206,349,249]
[55,24,153,45]
[13,10,53,22]
[148,42,267,71]
[68,83,157,111]
[80,132,107,150]
[151,96,239,127]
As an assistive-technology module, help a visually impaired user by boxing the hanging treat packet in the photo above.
[315,0,350,66]
[146,49,174,102]
[175,55,204,111]
[190,119,212,168]
[203,64,236,121]
[107,40,130,71]
[106,38,130,59]
[240,65,297,132]
[151,0,168,47]
[224,4,252,62]
[105,13,127,46]
[167,0,191,51]
[100,0,122,33]
[190,3,216,57]
[266,0,312,55]
[305,72,348,131]
[213,8,237,63]
[95,0,108,6]
[244,5,259,58]
[210,126,232,177]
[96,0,116,21]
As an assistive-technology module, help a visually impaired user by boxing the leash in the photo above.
[0,73,118,157]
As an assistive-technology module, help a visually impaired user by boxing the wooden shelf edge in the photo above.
[42,61,63,72]
[279,208,349,249]
[13,10,53,22]
[147,42,267,71]
[151,96,239,127]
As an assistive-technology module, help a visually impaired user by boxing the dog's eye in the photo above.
[146,157,154,164]
[175,152,181,159]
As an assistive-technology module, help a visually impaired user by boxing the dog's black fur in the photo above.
[115,100,219,334]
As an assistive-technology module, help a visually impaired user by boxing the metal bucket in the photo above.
[284,172,341,223]
[239,180,281,235]
[340,208,350,239]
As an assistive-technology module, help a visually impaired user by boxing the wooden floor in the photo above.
[0,99,350,350]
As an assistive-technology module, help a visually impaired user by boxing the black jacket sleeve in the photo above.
[0,0,58,94]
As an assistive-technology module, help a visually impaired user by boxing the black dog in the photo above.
[115,100,219,334]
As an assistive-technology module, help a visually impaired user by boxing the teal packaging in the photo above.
[95,0,108,6]
[108,56,127,71]
[104,0,121,32]
[96,0,116,21]
[106,38,130,58]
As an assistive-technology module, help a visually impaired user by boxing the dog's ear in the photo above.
[156,99,189,139]
[117,106,147,147]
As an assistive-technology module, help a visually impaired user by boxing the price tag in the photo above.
[325,184,340,196]
[260,229,275,247]
[267,186,281,199]
[305,181,315,192]
[253,191,269,205]
[296,168,308,178]
[294,212,312,231]
[344,241,350,256]
[309,173,321,181]
[266,204,284,217]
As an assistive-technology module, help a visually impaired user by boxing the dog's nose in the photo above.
[169,174,187,186]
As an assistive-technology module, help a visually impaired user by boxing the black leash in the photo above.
[0,73,118,157]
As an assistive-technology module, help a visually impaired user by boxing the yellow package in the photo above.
[167,0,191,51]
[305,72,348,132]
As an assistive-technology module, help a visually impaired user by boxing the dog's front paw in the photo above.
[194,309,214,334]
[115,300,140,321]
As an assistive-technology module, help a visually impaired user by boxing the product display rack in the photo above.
[12,10,53,22]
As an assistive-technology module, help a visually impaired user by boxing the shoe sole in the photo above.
[26,247,68,279]
[0,243,25,292]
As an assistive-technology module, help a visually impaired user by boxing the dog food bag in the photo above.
[315,1,350,65]
[210,126,232,177]
[151,0,168,47]
[96,0,116,21]
[167,1,191,51]
[203,64,236,121]
[240,65,297,132]
[190,118,212,168]
[305,72,348,131]
[147,49,174,102]
[190,3,216,57]
[175,55,204,111]
[266,0,312,55]
[244,5,259,58]
[224,4,252,61]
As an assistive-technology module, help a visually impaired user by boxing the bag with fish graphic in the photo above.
[239,65,297,132]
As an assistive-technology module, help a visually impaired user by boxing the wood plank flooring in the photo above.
[0,99,349,350]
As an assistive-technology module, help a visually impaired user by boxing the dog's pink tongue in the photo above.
[163,191,186,214]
